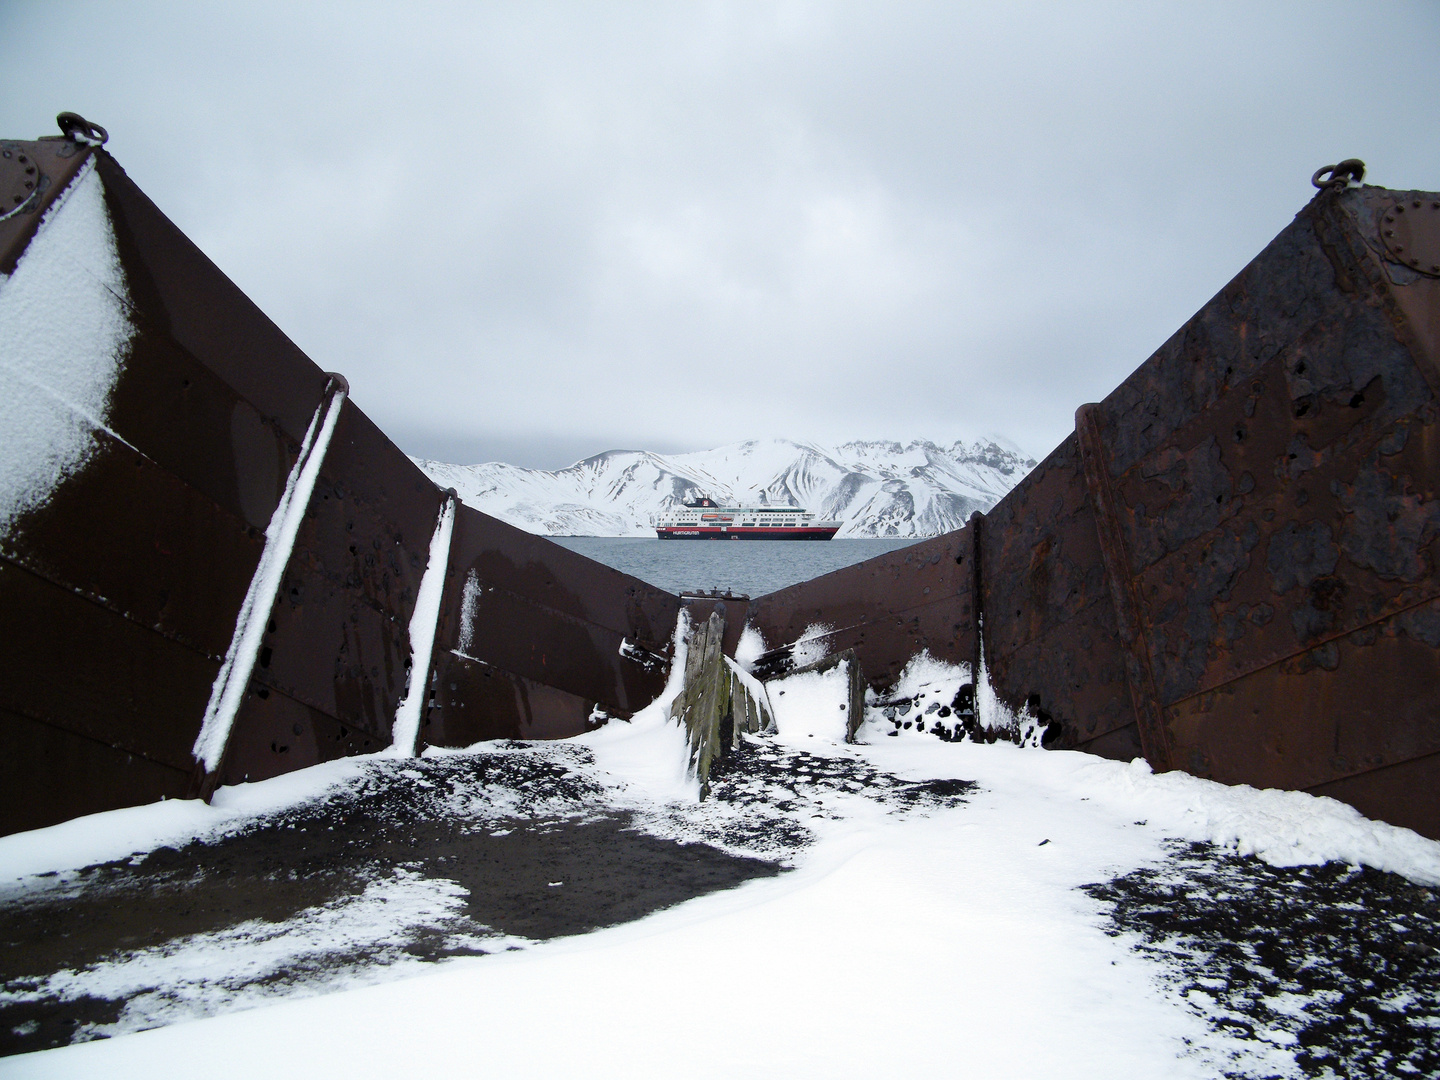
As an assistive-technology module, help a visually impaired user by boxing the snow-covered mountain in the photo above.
[415,438,1037,537]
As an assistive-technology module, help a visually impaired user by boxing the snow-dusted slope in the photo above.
[415,438,1037,537]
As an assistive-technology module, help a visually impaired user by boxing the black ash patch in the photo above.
[693,733,977,857]
[1083,840,1440,1079]
[0,744,780,1056]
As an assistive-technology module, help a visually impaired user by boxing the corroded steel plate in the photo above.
[1381,196,1440,277]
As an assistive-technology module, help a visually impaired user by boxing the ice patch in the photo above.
[724,656,775,731]
[0,756,375,881]
[975,626,1033,736]
[1081,755,1440,886]
[0,868,517,1041]
[193,381,348,773]
[0,159,133,535]
[734,624,765,670]
[790,622,835,667]
[456,569,482,656]
[388,493,456,756]
[768,666,850,745]
[578,610,697,803]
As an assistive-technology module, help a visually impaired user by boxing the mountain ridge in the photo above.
[415,437,1038,538]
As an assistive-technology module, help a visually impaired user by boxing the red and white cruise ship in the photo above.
[654,498,841,540]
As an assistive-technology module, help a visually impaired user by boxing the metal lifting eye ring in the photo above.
[55,112,108,146]
[1312,159,1365,191]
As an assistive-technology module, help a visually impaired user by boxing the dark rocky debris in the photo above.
[1084,840,1440,1079]
[0,737,974,1056]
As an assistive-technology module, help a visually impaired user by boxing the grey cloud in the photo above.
[2,1,1437,465]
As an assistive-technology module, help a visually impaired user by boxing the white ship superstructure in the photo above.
[654,498,840,540]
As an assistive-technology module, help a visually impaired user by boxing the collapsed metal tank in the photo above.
[1,119,1436,839]
[748,160,1440,839]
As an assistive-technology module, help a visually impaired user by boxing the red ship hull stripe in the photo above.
[655,526,840,540]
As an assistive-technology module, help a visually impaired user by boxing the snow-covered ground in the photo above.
[3,661,1439,1078]
[415,437,1036,537]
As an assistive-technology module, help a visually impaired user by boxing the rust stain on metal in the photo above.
[1075,404,1173,771]
[1380,196,1440,277]
[0,136,92,275]
[3,116,1437,845]
[0,122,689,836]
[749,174,1440,839]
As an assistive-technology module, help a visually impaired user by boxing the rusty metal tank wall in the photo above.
[746,525,981,688]
[1071,183,1440,836]
[425,503,679,745]
[751,182,1440,840]
[0,138,679,836]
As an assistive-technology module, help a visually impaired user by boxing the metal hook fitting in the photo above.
[55,112,109,146]
[1312,159,1365,191]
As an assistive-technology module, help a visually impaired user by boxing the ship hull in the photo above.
[656,526,839,540]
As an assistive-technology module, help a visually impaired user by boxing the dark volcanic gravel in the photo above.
[0,735,975,1057]
[0,745,780,1055]
[701,736,976,853]
[1083,840,1440,1079]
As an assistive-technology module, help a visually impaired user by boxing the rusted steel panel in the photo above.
[747,530,976,685]
[980,437,1107,659]
[1342,190,1440,386]
[1126,394,1437,707]
[1044,184,1436,833]
[0,138,92,275]
[964,433,1150,758]
[0,429,263,661]
[0,561,218,774]
[0,706,190,838]
[1071,413,1171,766]
[435,582,644,710]
[1165,598,1440,792]
[1079,187,1439,798]
[105,323,300,533]
[1097,195,1376,480]
[95,153,330,443]
[749,180,1440,838]
[218,684,382,787]
[242,399,440,742]
[424,503,679,745]
[988,593,1133,755]
[428,651,603,747]
[753,532,967,638]
[1307,750,1440,844]
[443,504,679,650]
[1,128,694,834]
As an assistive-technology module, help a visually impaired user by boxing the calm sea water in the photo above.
[551,537,923,597]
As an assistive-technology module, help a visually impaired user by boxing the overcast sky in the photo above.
[3,2,1437,468]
